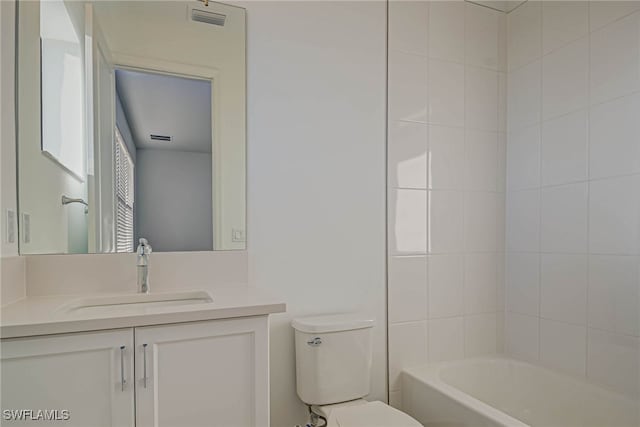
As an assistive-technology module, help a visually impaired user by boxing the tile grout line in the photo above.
[584,0,592,381]
[536,0,543,363]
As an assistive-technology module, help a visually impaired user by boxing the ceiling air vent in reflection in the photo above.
[150,134,172,142]
[191,9,226,26]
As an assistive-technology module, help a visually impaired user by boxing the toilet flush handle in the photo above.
[306,337,322,347]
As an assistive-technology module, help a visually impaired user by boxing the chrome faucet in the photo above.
[136,238,152,293]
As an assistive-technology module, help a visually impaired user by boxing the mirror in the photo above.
[16,0,246,254]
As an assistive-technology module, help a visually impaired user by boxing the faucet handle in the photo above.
[137,238,152,255]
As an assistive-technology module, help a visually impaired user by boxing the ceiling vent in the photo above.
[150,134,172,142]
[191,9,226,26]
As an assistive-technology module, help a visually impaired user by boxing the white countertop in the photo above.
[0,286,286,339]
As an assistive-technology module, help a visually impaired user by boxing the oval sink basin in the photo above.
[59,290,213,314]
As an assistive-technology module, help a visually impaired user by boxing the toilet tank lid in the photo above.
[292,313,375,333]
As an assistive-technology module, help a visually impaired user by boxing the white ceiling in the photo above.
[115,69,212,153]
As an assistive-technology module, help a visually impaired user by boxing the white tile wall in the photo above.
[540,253,588,325]
[505,311,539,361]
[506,1,640,397]
[507,1,542,71]
[540,319,587,376]
[428,254,464,319]
[507,125,540,190]
[542,1,588,55]
[542,37,589,120]
[428,317,464,362]
[389,256,429,323]
[390,0,640,399]
[389,51,429,123]
[540,183,588,253]
[389,321,428,391]
[541,109,588,186]
[589,93,640,179]
[429,1,465,63]
[589,175,640,255]
[388,121,429,189]
[589,11,640,105]
[389,189,428,255]
[428,125,465,190]
[588,255,640,337]
[388,0,505,393]
[506,252,540,316]
[507,61,542,130]
[428,60,465,126]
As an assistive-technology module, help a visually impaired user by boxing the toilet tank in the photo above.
[292,314,375,406]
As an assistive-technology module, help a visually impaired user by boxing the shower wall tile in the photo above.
[540,319,586,377]
[388,121,428,189]
[589,93,640,179]
[540,182,588,253]
[589,175,640,255]
[465,2,500,70]
[507,125,540,190]
[505,311,539,362]
[507,3,640,396]
[428,125,465,190]
[428,59,465,127]
[541,36,589,120]
[428,254,464,319]
[388,51,428,123]
[506,252,540,317]
[541,109,588,186]
[465,67,499,131]
[389,0,429,56]
[429,1,465,63]
[388,256,428,323]
[388,2,505,392]
[507,1,542,71]
[428,317,464,363]
[507,60,541,130]
[506,189,540,252]
[588,255,640,337]
[540,253,588,325]
[427,190,464,253]
[389,321,428,391]
[464,192,498,253]
[465,313,498,357]
[542,1,588,55]
[587,329,640,396]
[589,11,640,105]
[464,130,499,191]
[589,1,640,32]
[464,253,498,315]
[389,189,428,255]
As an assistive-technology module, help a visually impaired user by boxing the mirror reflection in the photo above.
[16,0,246,254]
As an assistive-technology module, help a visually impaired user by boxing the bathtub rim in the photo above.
[403,356,529,427]
[402,355,640,427]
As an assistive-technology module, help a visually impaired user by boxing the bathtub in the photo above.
[401,357,639,427]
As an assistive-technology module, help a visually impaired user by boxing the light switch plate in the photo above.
[232,228,245,243]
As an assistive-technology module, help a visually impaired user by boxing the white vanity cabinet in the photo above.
[135,316,269,427]
[1,329,135,426]
[1,317,269,427]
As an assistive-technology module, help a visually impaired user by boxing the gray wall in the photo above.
[115,92,136,162]
[135,149,212,252]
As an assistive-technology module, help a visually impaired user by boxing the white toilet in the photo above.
[292,314,422,427]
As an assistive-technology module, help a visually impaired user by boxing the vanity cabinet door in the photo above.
[1,329,135,426]
[134,316,269,427]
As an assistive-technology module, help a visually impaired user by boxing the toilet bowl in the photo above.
[313,399,422,427]
[292,313,422,427]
